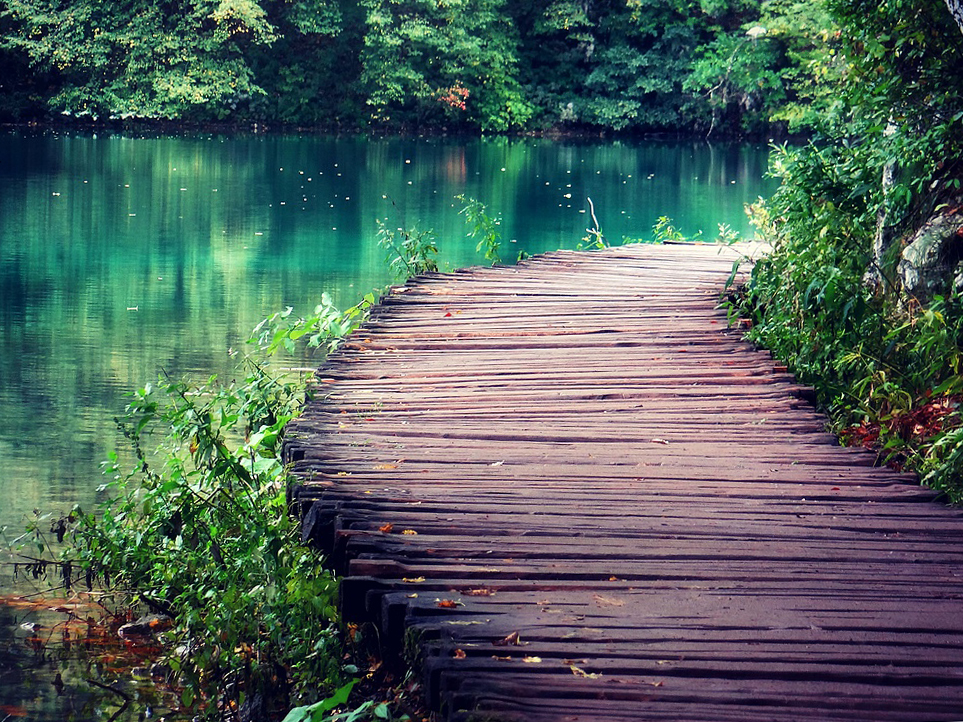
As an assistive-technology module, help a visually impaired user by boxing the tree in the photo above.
[0,0,341,122]
[945,0,963,34]
[359,0,533,131]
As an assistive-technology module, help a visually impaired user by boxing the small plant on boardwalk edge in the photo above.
[52,296,377,720]
[456,194,502,264]
[376,219,439,281]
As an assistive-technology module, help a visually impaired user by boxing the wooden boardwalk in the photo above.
[284,244,963,722]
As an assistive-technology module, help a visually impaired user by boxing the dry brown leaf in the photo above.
[569,665,602,679]
[436,599,461,609]
[593,594,625,607]
[522,656,542,663]
[463,588,494,597]
[493,631,520,647]
[453,648,467,659]
[402,576,425,583]
[374,463,398,470]
[401,529,418,535]
[378,522,394,533]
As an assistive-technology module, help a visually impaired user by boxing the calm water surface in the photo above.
[0,130,776,719]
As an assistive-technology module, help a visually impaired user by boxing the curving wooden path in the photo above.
[284,244,963,722]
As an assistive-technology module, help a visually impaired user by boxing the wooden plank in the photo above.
[285,243,963,721]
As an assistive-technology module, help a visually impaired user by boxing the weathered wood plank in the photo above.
[285,244,963,721]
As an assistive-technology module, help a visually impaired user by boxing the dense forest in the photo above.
[1,0,843,136]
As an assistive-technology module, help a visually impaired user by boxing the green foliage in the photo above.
[456,194,502,264]
[0,0,344,123]
[251,292,377,357]
[51,291,377,717]
[73,363,341,717]
[376,218,439,280]
[283,679,404,722]
[0,0,856,134]
[359,0,533,131]
[740,136,963,499]
[686,0,845,134]
[650,215,703,244]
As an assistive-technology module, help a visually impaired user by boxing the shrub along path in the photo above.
[284,244,963,722]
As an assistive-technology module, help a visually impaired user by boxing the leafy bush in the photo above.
[376,219,439,280]
[63,296,375,719]
[740,141,963,500]
[456,194,502,264]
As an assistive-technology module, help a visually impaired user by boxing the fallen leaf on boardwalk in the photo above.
[522,656,542,663]
[401,529,418,535]
[402,576,425,583]
[444,312,452,317]
[563,659,587,665]
[463,588,494,596]
[493,631,521,646]
[650,438,670,445]
[568,665,602,679]
[406,594,418,598]
[593,594,624,607]
[436,599,462,609]
[490,460,505,467]
[379,522,394,533]
[492,655,512,661]
[453,649,466,659]
[337,471,351,477]
[374,463,398,470]
[608,576,619,582]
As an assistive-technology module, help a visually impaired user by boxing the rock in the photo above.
[898,211,963,300]
[118,613,173,640]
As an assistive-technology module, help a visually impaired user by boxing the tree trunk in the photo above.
[946,0,963,35]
